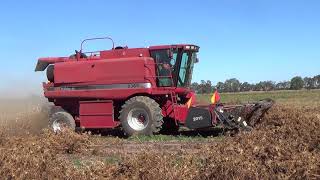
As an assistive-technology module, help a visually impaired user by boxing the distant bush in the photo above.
[191,74,320,93]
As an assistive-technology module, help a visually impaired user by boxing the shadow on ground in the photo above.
[87,127,225,139]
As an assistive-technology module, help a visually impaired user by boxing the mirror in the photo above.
[193,53,199,63]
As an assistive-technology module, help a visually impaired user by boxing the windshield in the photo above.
[150,49,196,88]
[177,51,196,87]
[150,49,177,87]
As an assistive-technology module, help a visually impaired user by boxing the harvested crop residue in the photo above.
[0,102,319,179]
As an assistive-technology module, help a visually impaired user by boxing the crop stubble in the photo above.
[0,93,319,179]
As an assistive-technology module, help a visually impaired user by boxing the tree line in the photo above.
[191,75,320,93]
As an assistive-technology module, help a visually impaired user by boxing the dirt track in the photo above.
[0,97,319,179]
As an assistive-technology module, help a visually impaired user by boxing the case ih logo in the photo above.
[193,116,204,122]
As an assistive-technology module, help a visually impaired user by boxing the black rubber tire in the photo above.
[46,65,54,82]
[47,106,64,117]
[119,96,163,136]
[49,111,76,132]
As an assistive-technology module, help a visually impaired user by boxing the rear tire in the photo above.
[119,96,163,136]
[49,111,75,133]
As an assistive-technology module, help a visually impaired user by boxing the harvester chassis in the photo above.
[35,36,274,136]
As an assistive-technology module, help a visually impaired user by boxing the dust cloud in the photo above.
[0,85,50,135]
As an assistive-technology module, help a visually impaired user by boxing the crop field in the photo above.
[0,90,319,179]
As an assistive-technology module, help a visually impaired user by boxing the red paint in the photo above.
[100,48,150,59]
[36,38,200,129]
[54,57,150,85]
[79,101,119,128]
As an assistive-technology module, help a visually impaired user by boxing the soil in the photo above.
[0,100,319,179]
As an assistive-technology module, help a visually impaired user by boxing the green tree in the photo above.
[190,82,199,93]
[290,76,304,90]
[303,77,314,90]
[204,80,213,93]
[276,81,290,90]
[198,80,213,94]
[224,78,241,92]
[216,82,224,92]
[253,82,263,91]
[262,81,276,91]
[314,75,320,88]
[240,82,252,92]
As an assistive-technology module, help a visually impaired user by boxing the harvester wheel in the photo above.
[49,111,75,133]
[119,96,163,136]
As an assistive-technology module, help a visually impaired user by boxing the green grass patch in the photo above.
[127,134,212,142]
[73,159,83,168]
[105,155,121,164]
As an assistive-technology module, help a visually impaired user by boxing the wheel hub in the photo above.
[52,120,62,132]
[52,120,68,133]
[127,108,149,131]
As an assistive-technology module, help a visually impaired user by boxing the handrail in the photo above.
[80,37,115,52]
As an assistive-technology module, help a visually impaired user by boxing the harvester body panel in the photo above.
[54,57,151,86]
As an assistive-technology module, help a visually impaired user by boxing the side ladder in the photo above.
[169,72,179,121]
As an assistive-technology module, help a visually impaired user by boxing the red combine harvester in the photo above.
[35,37,273,136]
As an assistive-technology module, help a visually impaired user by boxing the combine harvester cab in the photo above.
[35,37,274,136]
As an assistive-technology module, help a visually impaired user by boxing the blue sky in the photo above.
[0,0,319,94]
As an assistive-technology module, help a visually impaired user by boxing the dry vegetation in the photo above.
[0,90,319,179]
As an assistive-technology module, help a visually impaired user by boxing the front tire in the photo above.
[119,96,163,136]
